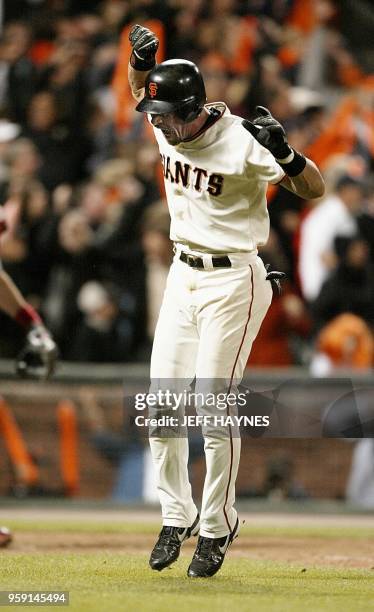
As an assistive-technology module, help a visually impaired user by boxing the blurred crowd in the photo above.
[0,0,373,369]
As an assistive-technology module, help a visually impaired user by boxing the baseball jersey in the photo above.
[150,102,285,253]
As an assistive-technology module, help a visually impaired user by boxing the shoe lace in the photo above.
[196,537,215,557]
[157,527,179,547]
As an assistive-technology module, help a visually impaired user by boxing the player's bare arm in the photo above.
[278,158,324,200]
[242,106,325,200]
[128,24,159,102]
[0,269,29,319]
[0,269,57,379]
[128,66,147,102]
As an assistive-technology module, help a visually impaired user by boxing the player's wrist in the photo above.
[276,148,307,177]
[130,50,156,71]
[273,142,292,160]
[15,304,42,329]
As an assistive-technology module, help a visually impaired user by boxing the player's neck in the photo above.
[183,108,211,141]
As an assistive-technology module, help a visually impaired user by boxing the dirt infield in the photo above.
[3,507,374,527]
[3,531,373,569]
[1,509,374,569]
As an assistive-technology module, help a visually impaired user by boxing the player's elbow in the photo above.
[308,165,325,199]
[314,181,325,198]
[302,172,325,199]
[310,178,325,199]
[131,89,144,103]
[0,269,6,285]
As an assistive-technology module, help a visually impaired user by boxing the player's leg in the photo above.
[149,258,199,529]
[195,256,272,538]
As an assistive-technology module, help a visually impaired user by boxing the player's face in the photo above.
[150,113,190,145]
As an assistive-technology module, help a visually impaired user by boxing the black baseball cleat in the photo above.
[149,514,200,571]
[187,517,240,578]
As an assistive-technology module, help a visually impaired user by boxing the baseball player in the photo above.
[128,25,324,578]
[0,214,57,379]
[0,219,56,551]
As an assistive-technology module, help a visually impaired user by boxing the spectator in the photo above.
[298,175,364,302]
[0,119,21,183]
[249,230,311,366]
[23,90,89,190]
[68,280,135,362]
[0,21,36,124]
[311,313,374,376]
[248,283,311,367]
[312,237,374,331]
[357,182,374,265]
[42,207,97,351]
[38,36,90,133]
[0,137,40,201]
[0,180,52,296]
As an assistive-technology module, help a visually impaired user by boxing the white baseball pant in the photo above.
[149,247,272,538]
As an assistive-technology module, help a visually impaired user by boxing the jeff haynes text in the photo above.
[135,415,270,427]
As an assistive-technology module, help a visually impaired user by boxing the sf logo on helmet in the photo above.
[149,82,158,98]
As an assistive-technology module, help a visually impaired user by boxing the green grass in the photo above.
[1,554,374,612]
[1,520,374,611]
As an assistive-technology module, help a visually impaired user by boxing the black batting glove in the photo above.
[265,264,286,295]
[242,106,307,176]
[242,106,292,160]
[129,24,159,71]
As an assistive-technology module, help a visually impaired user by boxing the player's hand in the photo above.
[265,264,286,295]
[129,24,159,71]
[242,106,292,160]
[16,324,58,380]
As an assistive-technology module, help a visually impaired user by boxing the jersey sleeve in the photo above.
[244,136,285,184]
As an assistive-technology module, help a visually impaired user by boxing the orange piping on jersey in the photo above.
[223,264,254,532]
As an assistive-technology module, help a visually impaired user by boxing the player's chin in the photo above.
[163,131,180,145]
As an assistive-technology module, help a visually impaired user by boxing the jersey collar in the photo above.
[177,102,228,149]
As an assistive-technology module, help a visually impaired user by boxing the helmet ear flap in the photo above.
[176,99,204,123]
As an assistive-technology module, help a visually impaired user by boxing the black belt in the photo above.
[179,251,231,269]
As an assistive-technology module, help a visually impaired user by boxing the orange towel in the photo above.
[57,400,79,496]
[0,398,39,486]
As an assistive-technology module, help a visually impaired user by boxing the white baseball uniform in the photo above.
[149,102,285,538]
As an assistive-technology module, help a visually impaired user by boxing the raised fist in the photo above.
[129,24,159,71]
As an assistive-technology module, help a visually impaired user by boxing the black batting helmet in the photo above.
[136,59,206,122]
